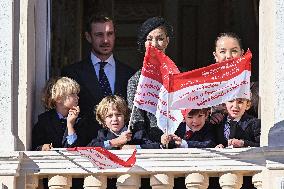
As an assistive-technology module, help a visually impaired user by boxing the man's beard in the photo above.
[94,43,113,55]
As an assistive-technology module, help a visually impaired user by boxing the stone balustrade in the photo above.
[1,147,284,188]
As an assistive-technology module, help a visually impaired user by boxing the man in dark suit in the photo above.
[62,14,135,141]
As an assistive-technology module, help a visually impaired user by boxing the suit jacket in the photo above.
[170,122,216,148]
[32,109,90,150]
[61,56,135,118]
[87,126,161,149]
[214,113,261,147]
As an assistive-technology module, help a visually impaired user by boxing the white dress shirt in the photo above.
[180,125,193,148]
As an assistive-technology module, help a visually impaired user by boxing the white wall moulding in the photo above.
[0,147,283,188]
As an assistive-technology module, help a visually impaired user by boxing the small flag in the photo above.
[67,147,136,169]
[133,45,183,134]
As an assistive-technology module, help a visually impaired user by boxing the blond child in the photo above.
[32,77,83,150]
[87,95,160,149]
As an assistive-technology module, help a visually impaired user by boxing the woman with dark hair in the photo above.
[137,16,173,53]
[210,32,259,124]
[127,17,174,144]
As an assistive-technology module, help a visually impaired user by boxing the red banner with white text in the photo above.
[168,50,252,109]
[134,46,183,134]
[67,147,136,169]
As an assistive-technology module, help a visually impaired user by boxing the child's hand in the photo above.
[161,134,172,145]
[110,131,132,147]
[215,144,225,148]
[228,138,244,147]
[67,106,80,126]
[171,134,182,147]
[41,143,52,151]
[66,106,80,135]
[121,145,136,150]
[121,130,132,142]
[210,112,225,124]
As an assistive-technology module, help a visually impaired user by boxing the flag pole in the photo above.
[165,74,172,149]
[128,104,136,131]
[166,79,169,136]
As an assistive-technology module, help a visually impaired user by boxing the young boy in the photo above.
[32,77,85,150]
[215,98,261,148]
[161,108,216,148]
[87,95,160,149]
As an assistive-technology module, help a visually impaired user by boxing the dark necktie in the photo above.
[60,118,67,133]
[224,120,238,139]
[185,130,193,140]
[59,118,68,146]
[99,62,112,96]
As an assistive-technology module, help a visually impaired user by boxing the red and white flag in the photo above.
[67,147,136,169]
[134,46,183,134]
[168,50,252,109]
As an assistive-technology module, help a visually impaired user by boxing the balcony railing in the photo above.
[1,146,284,189]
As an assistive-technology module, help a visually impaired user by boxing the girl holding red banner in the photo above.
[210,32,259,123]
[210,32,260,189]
[210,32,244,124]
[127,17,174,144]
[212,34,261,146]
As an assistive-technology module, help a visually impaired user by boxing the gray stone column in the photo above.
[259,0,284,146]
[26,175,39,189]
[17,0,36,150]
[0,0,39,150]
[0,0,16,150]
[34,0,50,121]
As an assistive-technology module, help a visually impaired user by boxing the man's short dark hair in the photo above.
[86,14,114,33]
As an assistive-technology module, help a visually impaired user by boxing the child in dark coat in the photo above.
[161,108,216,148]
[32,77,88,150]
[215,98,261,148]
[87,95,160,149]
